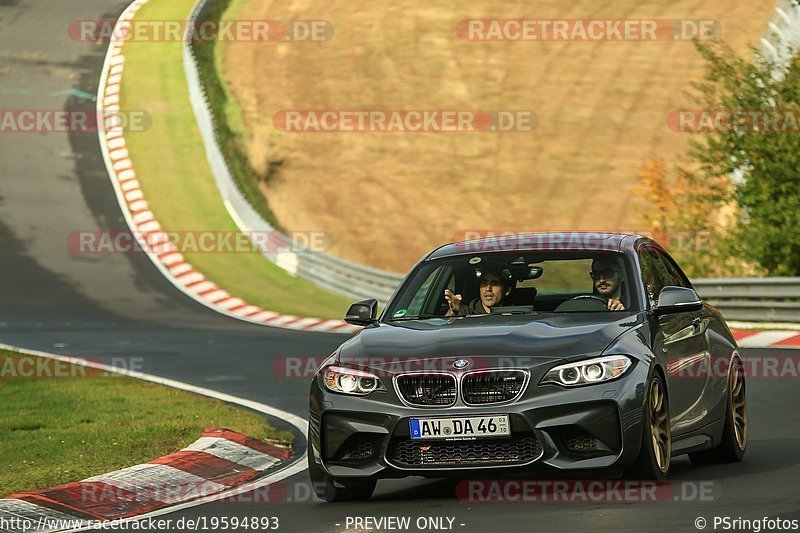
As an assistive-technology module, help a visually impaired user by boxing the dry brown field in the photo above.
[221,0,774,272]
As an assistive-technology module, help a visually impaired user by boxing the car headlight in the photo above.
[322,365,385,395]
[541,355,632,387]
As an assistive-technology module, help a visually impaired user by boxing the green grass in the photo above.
[0,351,290,496]
[119,0,352,319]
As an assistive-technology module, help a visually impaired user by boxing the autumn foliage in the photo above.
[635,158,757,277]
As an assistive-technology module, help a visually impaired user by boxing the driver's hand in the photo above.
[444,289,462,315]
[607,298,625,311]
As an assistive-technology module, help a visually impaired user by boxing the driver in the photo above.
[444,267,513,316]
[590,257,626,311]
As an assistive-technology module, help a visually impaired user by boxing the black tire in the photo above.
[307,444,376,502]
[689,356,747,465]
[626,373,671,480]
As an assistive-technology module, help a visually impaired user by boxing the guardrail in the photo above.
[693,278,800,323]
[184,0,800,316]
[183,0,404,306]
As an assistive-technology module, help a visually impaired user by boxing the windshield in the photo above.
[385,250,638,321]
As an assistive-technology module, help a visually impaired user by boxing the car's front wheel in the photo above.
[689,355,747,464]
[307,444,376,502]
[626,373,671,479]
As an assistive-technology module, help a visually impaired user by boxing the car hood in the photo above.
[338,312,644,372]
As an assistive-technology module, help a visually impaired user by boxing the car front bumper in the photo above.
[308,361,650,480]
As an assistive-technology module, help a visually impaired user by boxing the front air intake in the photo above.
[461,370,528,404]
[395,374,457,406]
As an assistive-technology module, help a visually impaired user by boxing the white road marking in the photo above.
[738,330,799,347]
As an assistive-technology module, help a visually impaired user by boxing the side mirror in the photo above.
[344,298,378,326]
[654,286,702,315]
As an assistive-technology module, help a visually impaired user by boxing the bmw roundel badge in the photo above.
[452,359,470,370]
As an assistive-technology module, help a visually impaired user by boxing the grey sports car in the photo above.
[308,233,747,501]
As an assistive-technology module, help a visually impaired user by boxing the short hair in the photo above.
[477,265,515,290]
[591,255,621,268]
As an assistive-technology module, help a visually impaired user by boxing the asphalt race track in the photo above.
[1,1,799,532]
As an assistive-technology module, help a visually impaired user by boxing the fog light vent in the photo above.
[566,436,599,451]
[336,436,380,462]
[342,441,375,460]
[563,429,612,454]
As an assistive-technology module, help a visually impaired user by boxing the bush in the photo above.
[635,158,760,278]
[688,41,800,276]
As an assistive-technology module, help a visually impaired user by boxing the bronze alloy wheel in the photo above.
[687,354,748,465]
[731,358,747,450]
[650,378,671,473]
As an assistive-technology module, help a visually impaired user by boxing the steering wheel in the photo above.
[569,294,607,305]
[553,294,608,312]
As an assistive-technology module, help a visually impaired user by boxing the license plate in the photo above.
[410,415,510,440]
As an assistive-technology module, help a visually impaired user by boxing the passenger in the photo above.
[590,257,626,311]
[444,268,513,316]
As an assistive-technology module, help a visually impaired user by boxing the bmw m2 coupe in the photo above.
[308,233,747,501]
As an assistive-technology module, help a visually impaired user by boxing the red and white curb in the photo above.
[95,0,358,334]
[732,329,800,348]
[0,343,310,532]
[0,429,290,532]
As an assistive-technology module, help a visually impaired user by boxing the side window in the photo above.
[405,270,436,316]
[405,266,448,316]
[638,245,669,307]
[403,265,456,317]
[392,264,447,317]
[657,250,691,288]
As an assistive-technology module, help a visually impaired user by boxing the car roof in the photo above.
[427,232,650,260]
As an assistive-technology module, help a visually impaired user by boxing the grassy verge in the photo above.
[119,0,352,319]
[0,351,291,496]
